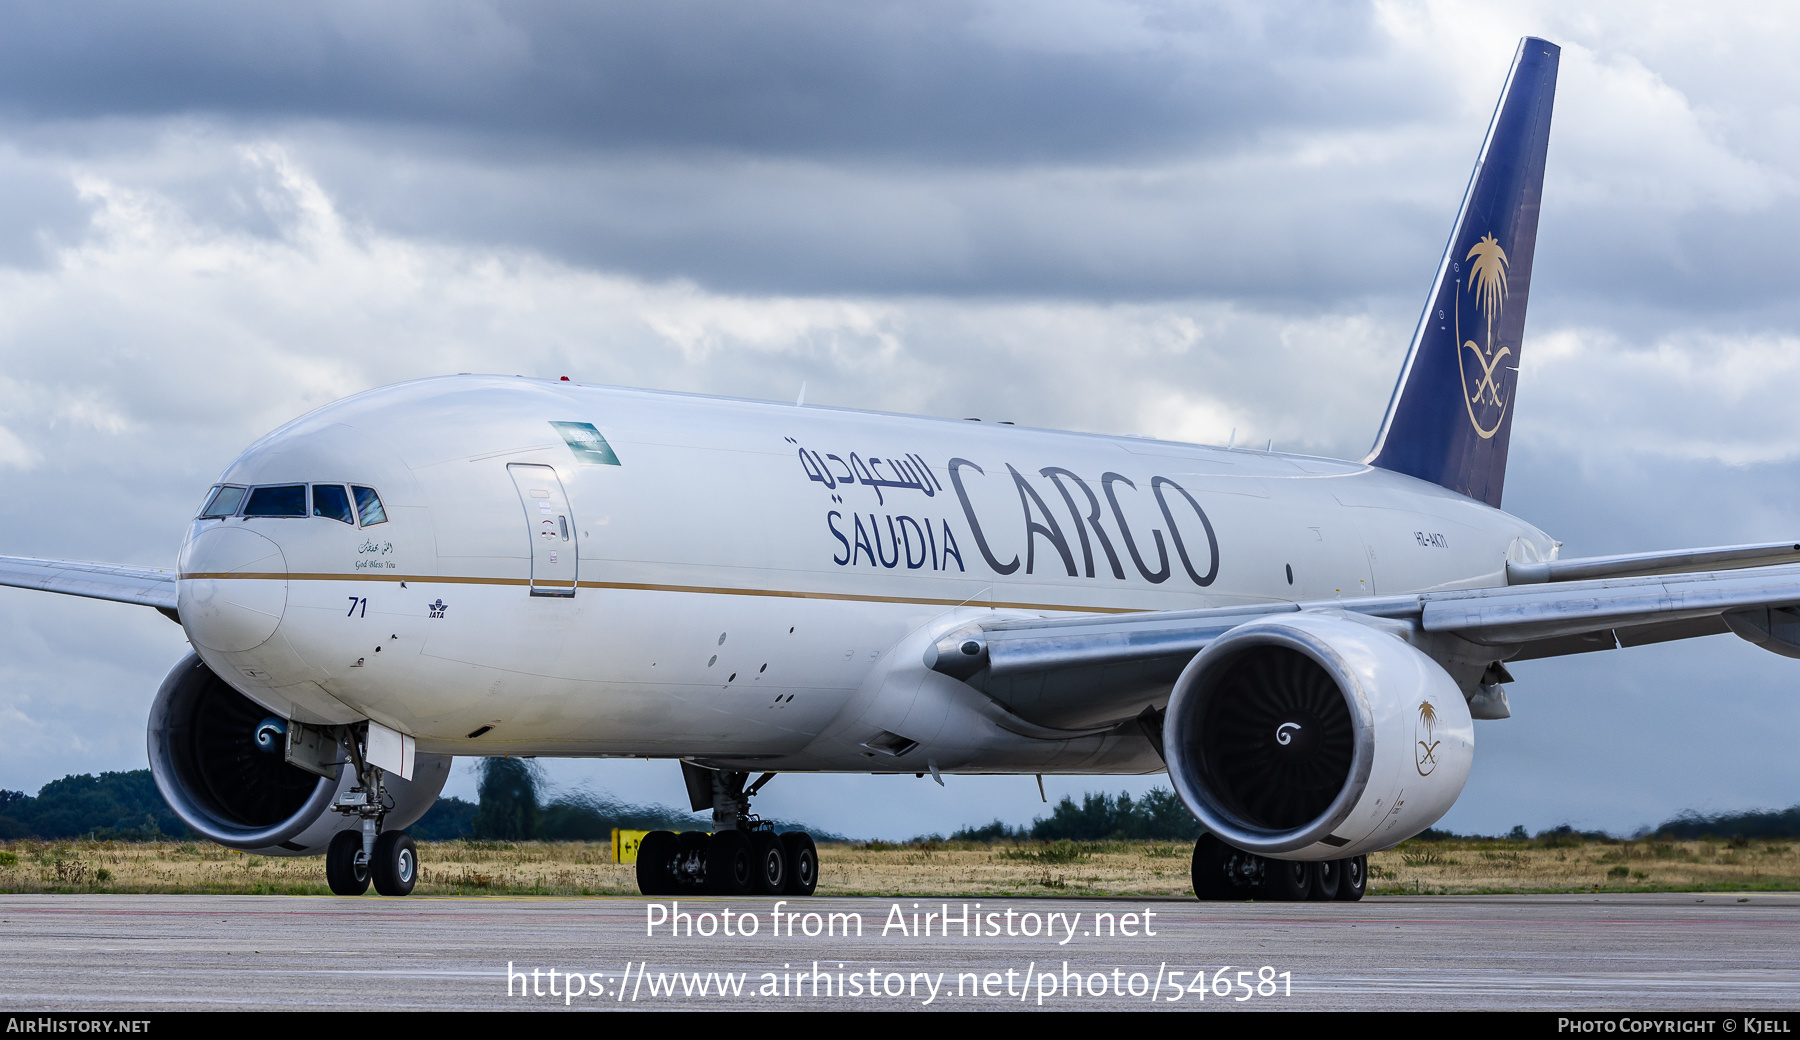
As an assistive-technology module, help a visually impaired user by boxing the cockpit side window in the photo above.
[198,485,246,519]
[312,484,356,525]
[243,484,307,517]
[352,486,387,526]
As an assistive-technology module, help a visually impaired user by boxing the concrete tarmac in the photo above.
[1,892,1797,1011]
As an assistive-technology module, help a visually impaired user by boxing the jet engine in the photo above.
[1163,612,1472,861]
[147,653,450,855]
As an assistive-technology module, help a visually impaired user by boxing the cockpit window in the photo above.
[352,486,387,526]
[312,484,356,525]
[198,485,246,519]
[243,484,307,517]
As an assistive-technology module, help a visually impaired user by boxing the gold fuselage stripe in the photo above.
[178,571,1149,614]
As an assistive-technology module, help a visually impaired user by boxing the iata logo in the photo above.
[1456,232,1511,439]
[1415,701,1441,777]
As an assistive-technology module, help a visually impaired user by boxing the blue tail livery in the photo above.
[1366,37,1560,509]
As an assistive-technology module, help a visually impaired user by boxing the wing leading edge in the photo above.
[0,555,179,623]
[8,544,1797,732]
[929,550,1800,731]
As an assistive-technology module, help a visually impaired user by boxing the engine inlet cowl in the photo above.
[148,652,453,854]
[148,654,337,849]
[1163,612,1472,860]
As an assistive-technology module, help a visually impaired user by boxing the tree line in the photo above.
[423,758,843,841]
[0,771,189,840]
[945,788,1204,843]
[0,761,823,842]
[7,764,1800,843]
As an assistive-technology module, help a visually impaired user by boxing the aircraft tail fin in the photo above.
[1365,38,1559,509]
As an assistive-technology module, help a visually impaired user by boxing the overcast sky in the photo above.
[2,0,1798,839]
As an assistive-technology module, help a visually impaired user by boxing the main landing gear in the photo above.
[1189,834,1365,902]
[323,726,417,897]
[635,766,819,897]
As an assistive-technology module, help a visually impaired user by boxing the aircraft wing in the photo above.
[0,555,180,621]
[929,544,1800,730]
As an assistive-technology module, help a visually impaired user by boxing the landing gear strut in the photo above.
[1189,834,1365,902]
[322,723,417,897]
[634,764,818,897]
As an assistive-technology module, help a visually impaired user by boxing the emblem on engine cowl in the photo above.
[1415,701,1441,776]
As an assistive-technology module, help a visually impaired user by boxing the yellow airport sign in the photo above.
[612,828,648,864]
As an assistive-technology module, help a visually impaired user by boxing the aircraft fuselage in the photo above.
[176,375,1554,774]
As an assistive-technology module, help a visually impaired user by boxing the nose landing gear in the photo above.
[634,765,820,897]
[325,829,370,896]
[321,723,418,897]
[373,830,418,896]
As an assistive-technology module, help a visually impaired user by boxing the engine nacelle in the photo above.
[147,653,450,855]
[1164,612,1472,861]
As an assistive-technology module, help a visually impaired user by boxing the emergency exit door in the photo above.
[507,464,578,597]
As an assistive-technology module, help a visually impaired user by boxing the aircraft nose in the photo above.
[178,526,288,653]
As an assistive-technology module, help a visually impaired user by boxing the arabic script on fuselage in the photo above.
[787,437,1220,586]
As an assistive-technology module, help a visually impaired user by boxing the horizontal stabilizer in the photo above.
[1506,541,1800,584]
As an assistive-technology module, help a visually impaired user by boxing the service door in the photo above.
[508,463,578,597]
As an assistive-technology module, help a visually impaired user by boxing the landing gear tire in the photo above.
[326,829,370,896]
[750,830,788,895]
[705,829,754,895]
[1190,835,1235,900]
[676,830,710,891]
[1334,855,1368,901]
[1262,859,1313,901]
[1309,857,1341,901]
[780,832,818,896]
[637,831,679,896]
[372,830,418,897]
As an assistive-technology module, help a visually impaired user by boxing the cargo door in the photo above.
[508,463,578,597]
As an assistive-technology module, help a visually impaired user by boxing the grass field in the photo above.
[3,835,1798,898]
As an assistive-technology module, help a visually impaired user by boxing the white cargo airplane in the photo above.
[6,38,1797,901]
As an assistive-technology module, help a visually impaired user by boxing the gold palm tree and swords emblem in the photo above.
[1457,232,1511,439]
[1415,700,1441,777]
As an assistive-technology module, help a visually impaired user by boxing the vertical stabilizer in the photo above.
[1366,38,1559,508]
